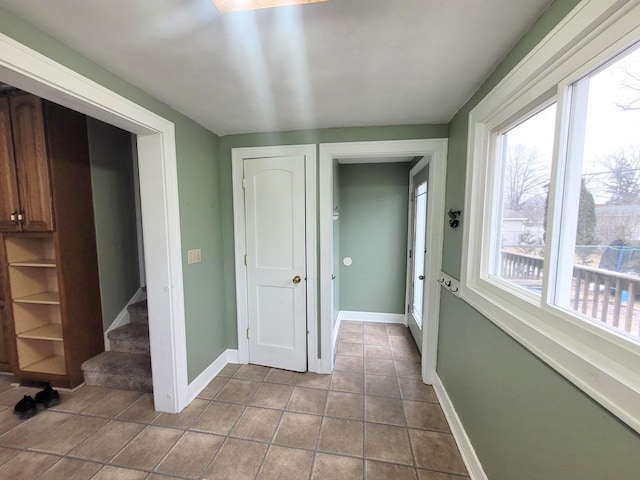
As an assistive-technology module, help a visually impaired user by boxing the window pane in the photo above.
[491,104,556,295]
[558,44,640,340]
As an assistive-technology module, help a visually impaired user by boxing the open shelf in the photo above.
[16,337,66,375]
[21,355,66,375]
[18,324,63,341]
[13,291,60,305]
[13,303,62,336]
[4,235,55,264]
[9,259,56,268]
[8,265,58,300]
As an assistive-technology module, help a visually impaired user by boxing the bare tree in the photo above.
[503,144,548,211]
[616,63,640,111]
[601,149,640,205]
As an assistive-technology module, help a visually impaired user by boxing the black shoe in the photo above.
[34,385,60,408]
[14,395,37,419]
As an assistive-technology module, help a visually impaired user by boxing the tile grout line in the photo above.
[0,321,470,479]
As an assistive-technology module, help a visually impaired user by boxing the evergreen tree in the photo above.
[576,179,596,263]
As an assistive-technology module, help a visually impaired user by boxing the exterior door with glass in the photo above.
[408,165,429,351]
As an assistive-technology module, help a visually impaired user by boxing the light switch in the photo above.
[187,248,202,264]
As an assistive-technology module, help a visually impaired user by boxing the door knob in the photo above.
[292,275,302,284]
[419,275,425,280]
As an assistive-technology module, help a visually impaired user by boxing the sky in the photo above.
[504,42,640,205]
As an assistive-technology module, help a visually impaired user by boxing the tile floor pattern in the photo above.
[0,321,470,479]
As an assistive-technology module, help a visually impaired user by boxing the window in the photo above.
[462,0,640,434]
[491,103,556,296]
[556,45,640,340]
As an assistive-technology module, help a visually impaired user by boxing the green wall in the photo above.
[87,118,140,330]
[440,0,640,478]
[338,163,410,313]
[218,124,448,347]
[0,7,228,382]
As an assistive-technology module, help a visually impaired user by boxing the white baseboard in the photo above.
[104,288,147,350]
[337,310,406,324]
[186,349,239,404]
[433,375,488,480]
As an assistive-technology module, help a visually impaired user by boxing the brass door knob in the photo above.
[292,275,302,284]
[419,275,425,280]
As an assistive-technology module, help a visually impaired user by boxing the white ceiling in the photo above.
[0,0,554,136]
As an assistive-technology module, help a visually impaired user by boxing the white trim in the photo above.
[186,349,239,404]
[337,311,406,324]
[103,288,147,350]
[320,139,448,382]
[231,144,318,371]
[433,375,488,480]
[404,155,446,352]
[130,134,146,287]
[461,0,640,433]
[332,316,343,352]
[0,32,188,413]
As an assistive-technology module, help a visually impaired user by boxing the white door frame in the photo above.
[232,145,318,372]
[405,158,431,354]
[0,33,187,412]
[319,139,447,382]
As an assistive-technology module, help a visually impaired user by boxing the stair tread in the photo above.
[81,351,151,376]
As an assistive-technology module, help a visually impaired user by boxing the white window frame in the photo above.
[461,0,640,434]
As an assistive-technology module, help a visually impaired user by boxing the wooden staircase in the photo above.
[81,300,152,392]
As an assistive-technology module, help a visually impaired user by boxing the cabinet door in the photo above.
[0,97,21,232]
[9,96,54,232]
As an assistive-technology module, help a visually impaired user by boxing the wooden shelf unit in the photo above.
[6,234,66,376]
[0,94,104,388]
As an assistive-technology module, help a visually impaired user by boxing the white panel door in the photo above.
[244,155,307,371]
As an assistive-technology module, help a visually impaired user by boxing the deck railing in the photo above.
[500,250,640,337]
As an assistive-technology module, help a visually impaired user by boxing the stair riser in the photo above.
[84,371,152,393]
[127,300,149,326]
[109,339,150,355]
[129,312,148,326]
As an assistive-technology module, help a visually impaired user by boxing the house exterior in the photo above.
[0,1,638,479]
[501,209,527,246]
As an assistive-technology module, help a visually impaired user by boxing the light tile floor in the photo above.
[0,321,470,479]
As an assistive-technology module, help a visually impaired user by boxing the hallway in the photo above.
[0,321,469,479]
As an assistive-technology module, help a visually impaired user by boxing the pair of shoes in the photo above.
[35,385,60,408]
[13,395,37,420]
[13,385,60,420]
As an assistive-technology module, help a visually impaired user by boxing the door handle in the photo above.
[292,275,302,284]
[10,211,17,224]
[419,275,425,280]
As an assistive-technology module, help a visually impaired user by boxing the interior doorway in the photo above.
[0,32,187,412]
[319,139,448,383]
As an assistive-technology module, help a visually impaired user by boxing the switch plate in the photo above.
[187,248,202,264]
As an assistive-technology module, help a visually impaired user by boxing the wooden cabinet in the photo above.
[0,94,103,388]
[0,95,54,232]
[0,298,13,372]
